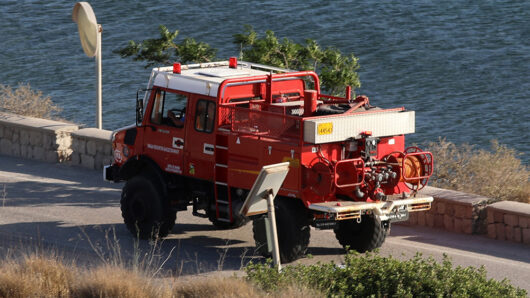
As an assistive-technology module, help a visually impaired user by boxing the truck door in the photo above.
[143,89,188,175]
[184,95,216,180]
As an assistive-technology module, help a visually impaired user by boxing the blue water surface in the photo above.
[0,0,528,163]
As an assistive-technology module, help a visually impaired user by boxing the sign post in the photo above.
[240,162,290,271]
[265,189,281,270]
[72,2,103,129]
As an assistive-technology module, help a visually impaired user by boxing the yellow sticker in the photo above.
[317,122,333,135]
[282,157,300,168]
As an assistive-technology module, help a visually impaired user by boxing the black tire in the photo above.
[334,215,389,253]
[252,198,310,263]
[252,217,271,258]
[120,175,176,239]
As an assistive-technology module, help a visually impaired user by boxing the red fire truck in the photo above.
[104,58,433,262]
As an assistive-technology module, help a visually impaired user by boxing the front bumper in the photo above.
[103,164,120,182]
[308,194,433,222]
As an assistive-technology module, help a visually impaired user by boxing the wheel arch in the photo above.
[119,155,168,197]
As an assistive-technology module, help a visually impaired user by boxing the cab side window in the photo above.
[149,90,188,127]
[164,92,188,127]
[195,100,215,133]
[150,90,164,125]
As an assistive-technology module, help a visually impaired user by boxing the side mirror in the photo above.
[136,97,143,126]
[136,89,147,126]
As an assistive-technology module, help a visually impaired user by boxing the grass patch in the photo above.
[0,252,312,298]
[246,251,527,297]
[0,254,74,297]
[427,138,529,203]
[0,254,252,297]
[0,250,525,297]
[0,83,62,120]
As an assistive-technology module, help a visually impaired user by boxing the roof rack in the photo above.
[238,60,293,73]
[153,60,293,74]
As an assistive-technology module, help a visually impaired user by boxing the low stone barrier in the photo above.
[487,201,530,244]
[0,112,112,170]
[404,186,491,234]
[0,112,78,163]
[403,188,530,245]
[70,128,113,170]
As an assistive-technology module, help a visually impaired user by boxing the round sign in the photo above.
[72,2,99,57]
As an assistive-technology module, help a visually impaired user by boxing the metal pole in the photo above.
[266,191,281,271]
[96,24,102,129]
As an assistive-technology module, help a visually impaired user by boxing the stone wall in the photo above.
[70,128,113,170]
[487,201,530,244]
[0,112,112,170]
[0,112,78,163]
[405,187,529,245]
[405,186,491,234]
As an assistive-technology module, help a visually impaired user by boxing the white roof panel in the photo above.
[151,62,271,97]
[197,68,251,78]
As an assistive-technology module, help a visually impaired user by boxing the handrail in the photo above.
[218,104,303,143]
[238,60,294,73]
[219,103,302,121]
[216,71,321,103]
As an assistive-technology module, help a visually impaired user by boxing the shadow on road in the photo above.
[0,220,263,276]
[1,180,120,208]
[307,246,344,256]
[390,224,530,264]
[0,156,267,275]
[0,156,121,208]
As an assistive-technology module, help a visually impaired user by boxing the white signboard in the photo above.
[240,162,290,216]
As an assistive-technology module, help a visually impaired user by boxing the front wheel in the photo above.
[120,175,176,239]
[252,198,310,263]
[334,214,389,252]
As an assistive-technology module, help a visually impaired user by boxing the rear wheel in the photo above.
[334,214,388,252]
[120,175,176,239]
[252,198,310,263]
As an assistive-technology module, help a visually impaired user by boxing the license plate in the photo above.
[314,220,337,229]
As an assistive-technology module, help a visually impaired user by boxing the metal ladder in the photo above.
[213,132,232,222]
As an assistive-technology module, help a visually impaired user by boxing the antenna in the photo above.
[72,2,103,129]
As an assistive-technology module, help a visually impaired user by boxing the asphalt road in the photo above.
[0,155,528,291]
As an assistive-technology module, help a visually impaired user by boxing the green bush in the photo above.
[234,25,360,95]
[427,138,529,203]
[116,25,360,96]
[115,25,217,67]
[246,251,527,297]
